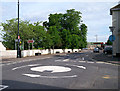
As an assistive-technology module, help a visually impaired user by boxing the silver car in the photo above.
[93,48,99,53]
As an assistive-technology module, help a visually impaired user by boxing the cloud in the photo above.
[1,1,118,42]
[87,35,110,42]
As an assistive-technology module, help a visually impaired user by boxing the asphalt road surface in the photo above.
[1,50,119,90]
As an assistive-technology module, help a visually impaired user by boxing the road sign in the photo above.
[109,35,115,42]
[27,40,34,43]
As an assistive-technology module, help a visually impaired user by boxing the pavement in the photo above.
[92,51,120,65]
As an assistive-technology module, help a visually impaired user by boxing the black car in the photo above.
[103,47,112,54]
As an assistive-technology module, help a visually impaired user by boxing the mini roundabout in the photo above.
[12,64,87,79]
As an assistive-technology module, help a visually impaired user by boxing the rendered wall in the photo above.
[112,10,120,56]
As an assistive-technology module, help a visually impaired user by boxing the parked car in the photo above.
[103,47,112,54]
[93,48,99,53]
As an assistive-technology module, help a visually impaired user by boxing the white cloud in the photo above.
[87,35,110,42]
[1,1,119,42]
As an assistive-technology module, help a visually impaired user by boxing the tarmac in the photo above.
[92,52,120,65]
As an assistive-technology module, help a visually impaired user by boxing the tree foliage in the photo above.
[0,9,87,50]
[44,9,87,49]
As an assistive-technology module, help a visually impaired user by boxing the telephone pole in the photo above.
[95,35,98,47]
[95,35,97,42]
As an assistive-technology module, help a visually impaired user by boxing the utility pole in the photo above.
[95,35,98,47]
[95,35,97,42]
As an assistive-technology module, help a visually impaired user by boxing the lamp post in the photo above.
[109,26,115,58]
[17,0,20,58]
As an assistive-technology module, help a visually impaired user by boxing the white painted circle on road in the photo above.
[31,66,71,73]
[23,74,77,78]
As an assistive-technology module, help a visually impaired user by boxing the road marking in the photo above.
[96,61,107,64]
[23,74,40,77]
[78,61,86,63]
[0,85,8,90]
[23,74,77,78]
[102,75,111,79]
[104,63,112,65]
[12,64,41,70]
[87,61,94,63]
[63,59,69,62]
[31,66,71,73]
[2,57,51,66]
[66,64,86,69]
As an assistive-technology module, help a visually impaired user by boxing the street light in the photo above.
[17,0,20,58]
[109,26,115,58]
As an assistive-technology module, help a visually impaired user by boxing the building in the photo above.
[110,3,120,57]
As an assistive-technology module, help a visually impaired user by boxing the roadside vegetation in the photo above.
[0,9,87,50]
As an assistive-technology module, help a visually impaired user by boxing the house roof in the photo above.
[110,4,120,15]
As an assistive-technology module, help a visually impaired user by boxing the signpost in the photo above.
[27,40,34,43]
[27,40,34,50]
[109,26,115,58]
[109,35,115,42]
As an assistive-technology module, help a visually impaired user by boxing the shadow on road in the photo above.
[54,53,85,60]
[2,80,66,90]
[92,53,120,62]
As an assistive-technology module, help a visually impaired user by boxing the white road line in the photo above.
[0,85,9,90]
[78,61,86,63]
[23,74,77,78]
[12,64,41,70]
[104,63,112,65]
[87,61,94,63]
[2,57,51,66]
[30,66,71,73]
[96,62,105,64]
[66,64,86,69]
[63,59,69,62]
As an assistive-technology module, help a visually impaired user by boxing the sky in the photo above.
[0,0,119,42]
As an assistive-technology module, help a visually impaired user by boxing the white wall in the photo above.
[0,42,6,51]
[1,50,17,59]
[0,42,17,59]
[1,49,81,59]
[0,41,82,59]
[21,49,81,58]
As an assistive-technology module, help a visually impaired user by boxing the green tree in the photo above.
[106,40,112,45]
[48,26,62,49]
[60,29,71,49]
[0,18,34,49]
[45,9,87,49]
[32,21,46,49]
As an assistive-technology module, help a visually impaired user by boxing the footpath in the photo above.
[92,52,120,65]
